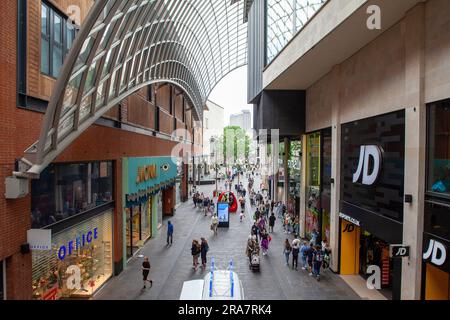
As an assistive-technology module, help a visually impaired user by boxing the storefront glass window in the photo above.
[428,100,450,196]
[126,200,152,259]
[31,210,113,300]
[306,132,321,238]
[31,162,114,229]
[321,133,332,243]
[288,140,301,216]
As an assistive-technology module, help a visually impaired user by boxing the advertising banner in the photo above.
[217,202,229,228]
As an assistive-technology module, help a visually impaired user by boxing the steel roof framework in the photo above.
[18,0,248,177]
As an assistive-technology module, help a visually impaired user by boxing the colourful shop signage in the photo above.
[122,157,178,207]
[136,164,157,184]
[57,227,98,260]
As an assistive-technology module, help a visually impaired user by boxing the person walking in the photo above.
[260,228,270,255]
[193,192,198,208]
[312,246,323,281]
[251,222,259,240]
[200,238,209,269]
[307,243,315,275]
[246,235,258,264]
[300,241,309,270]
[191,240,201,270]
[276,202,283,219]
[293,216,300,237]
[258,216,266,234]
[283,239,292,266]
[292,237,301,270]
[310,229,319,246]
[167,220,174,245]
[268,213,276,233]
[211,214,219,236]
[141,257,153,289]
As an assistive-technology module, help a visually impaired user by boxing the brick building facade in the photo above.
[0,0,203,300]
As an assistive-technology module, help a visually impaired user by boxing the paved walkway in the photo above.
[95,176,360,300]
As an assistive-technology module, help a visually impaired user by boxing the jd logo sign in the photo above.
[353,145,382,186]
[423,239,447,267]
[389,245,410,258]
[343,224,355,233]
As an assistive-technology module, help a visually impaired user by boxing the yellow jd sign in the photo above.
[136,165,157,184]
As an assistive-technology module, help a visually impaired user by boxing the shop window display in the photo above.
[126,199,152,258]
[306,132,321,239]
[31,211,113,300]
[31,161,113,229]
[428,100,450,195]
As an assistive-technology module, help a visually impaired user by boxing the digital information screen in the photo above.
[217,202,229,228]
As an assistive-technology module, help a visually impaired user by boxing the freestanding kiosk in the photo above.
[217,202,230,228]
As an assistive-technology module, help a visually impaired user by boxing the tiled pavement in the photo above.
[95,176,360,300]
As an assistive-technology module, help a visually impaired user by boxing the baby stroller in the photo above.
[249,249,260,272]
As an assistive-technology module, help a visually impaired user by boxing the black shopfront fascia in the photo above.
[340,201,403,244]
[339,110,405,300]
[340,109,405,241]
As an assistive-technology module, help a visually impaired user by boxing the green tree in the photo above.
[222,126,250,164]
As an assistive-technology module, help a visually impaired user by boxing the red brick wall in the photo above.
[0,0,33,300]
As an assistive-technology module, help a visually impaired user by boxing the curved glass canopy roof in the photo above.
[19,0,248,177]
[266,0,327,63]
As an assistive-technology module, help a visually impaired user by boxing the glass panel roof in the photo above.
[266,0,327,63]
[25,0,249,176]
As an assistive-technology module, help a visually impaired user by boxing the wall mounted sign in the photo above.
[339,212,361,226]
[352,145,382,185]
[27,229,52,251]
[123,157,178,207]
[423,237,447,268]
[389,244,410,258]
[136,164,157,184]
[341,110,405,223]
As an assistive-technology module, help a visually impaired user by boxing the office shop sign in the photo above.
[423,234,449,272]
[57,227,99,260]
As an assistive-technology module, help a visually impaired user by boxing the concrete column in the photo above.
[402,3,426,300]
[299,134,307,238]
[273,146,279,200]
[329,65,341,272]
[284,137,290,205]
[114,158,124,275]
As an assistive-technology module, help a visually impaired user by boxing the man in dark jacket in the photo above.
[268,213,276,233]
[167,221,174,245]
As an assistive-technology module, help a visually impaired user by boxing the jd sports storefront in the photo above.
[422,98,450,300]
[339,110,405,300]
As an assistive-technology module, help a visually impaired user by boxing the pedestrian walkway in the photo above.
[95,176,360,300]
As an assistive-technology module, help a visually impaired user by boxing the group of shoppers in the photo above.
[191,238,210,271]
[283,238,328,281]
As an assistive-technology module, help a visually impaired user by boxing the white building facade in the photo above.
[203,100,225,166]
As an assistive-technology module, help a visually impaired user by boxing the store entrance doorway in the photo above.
[359,231,393,300]
[126,198,152,259]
